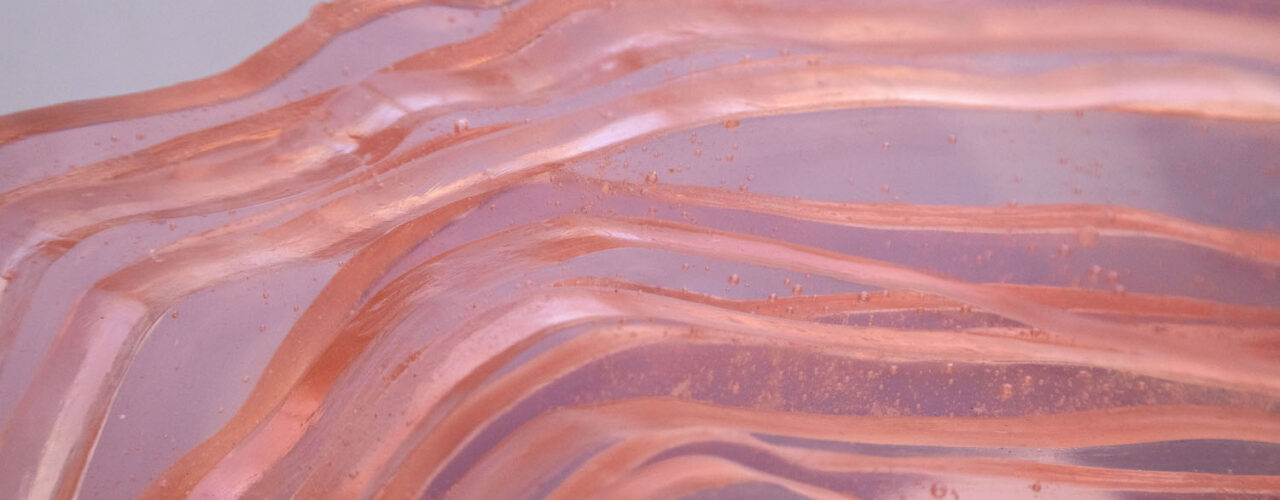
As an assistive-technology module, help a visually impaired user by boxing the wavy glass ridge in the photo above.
[1,1,1278,499]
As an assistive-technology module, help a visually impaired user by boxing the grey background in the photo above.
[0,0,318,115]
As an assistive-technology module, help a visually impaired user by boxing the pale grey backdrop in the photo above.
[0,0,319,115]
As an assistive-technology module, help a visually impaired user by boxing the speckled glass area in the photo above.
[1,1,1279,499]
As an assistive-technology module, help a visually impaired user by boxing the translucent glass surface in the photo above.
[1,1,1278,499]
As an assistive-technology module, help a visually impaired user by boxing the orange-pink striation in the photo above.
[1,0,1279,499]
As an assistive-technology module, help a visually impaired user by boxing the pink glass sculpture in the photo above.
[1,1,1279,499]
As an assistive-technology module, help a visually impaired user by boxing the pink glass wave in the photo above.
[1,0,1279,499]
